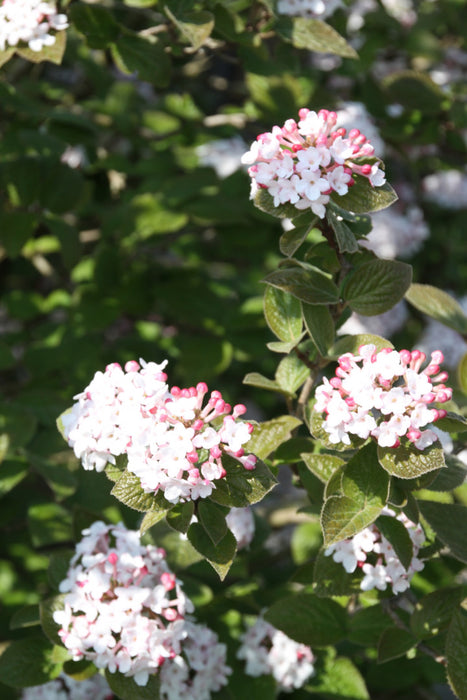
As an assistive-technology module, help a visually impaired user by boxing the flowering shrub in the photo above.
[314,345,452,449]
[237,616,315,691]
[61,359,256,504]
[242,108,386,217]
[0,2,467,700]
[0,0,67,52]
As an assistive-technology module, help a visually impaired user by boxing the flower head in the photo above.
[0,0,68,52]
[242,108,386,218]
[61,359,257,505]
[314,345,451,449]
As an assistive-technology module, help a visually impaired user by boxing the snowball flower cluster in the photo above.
[226,506,255,549]
[422,169,467,210]
[362,204,429,259]
[196,136,247,179]
[21,673,113,700]
[53,521,231,696]
[314,344,452,450]
[237,616,315,691]
[61,359,257,505]
[0,0,68,52]
[325,508,425,594]
[242,108,386,218]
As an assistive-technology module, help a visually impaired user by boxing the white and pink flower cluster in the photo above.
[241,108,386,218]
[237,616,315,691]
[53,522,231,696]
[314,344,452,450]
[325,508,425,594]
[21,672,113,700]
[61,358,257,505]
[0,0,68,52]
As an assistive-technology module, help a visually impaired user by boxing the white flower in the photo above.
[0,0,68,53]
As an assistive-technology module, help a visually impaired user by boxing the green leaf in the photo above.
[418,501,467,564]
[110,34,171,87]
[411,587,467,640]
[166,501,195,534]
[349,605,392,647]
[313,549,361,597]
[405,284,467,335]
[210,455,277,508]
[275,353,309,394]
[329,334,393,357]
[62,659,98,681]
[0,211,37,258]
[263,266,340,305]
[308,653,370,699]
[308,407,357,451]
[435,412,467,434]
[0,635,62,688]
[302,303,335,356]
[69,4,120,48]
[187,522,237,579]
[376,514,414,570]
[111,470,171,514]
[0,48,15,68]
[198,500,228,545]
[266,340,300,354]
[331,179,398,214]
[446,608,467,700]
[263,286,303,343]
[105,669,161,700]
[276,17,358,58]
[40,595,66,646]
[242,372,286,396]
[321,443,390,546]
[377,443,446,480]
[10,605,41,631]
[164,8,215,50]
[459,353,467,395]
[0,402,37,448]
[15,31,66,65]
[377,627,417,663]
[139,510,168,535]
[246,416,302,460]
[279,221,316,257]
[274,436,315,462]
[301,453,345,484]
[428,455,467,492]
[47,552,73,592]
[253,188,302,219]
[28,503,73,547]
[0,458,28,497]
[343,259,412,316]
[384,71,446,115]
[264,594,346,647]
[327,207,359,253]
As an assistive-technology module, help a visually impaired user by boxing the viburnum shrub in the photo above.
[0,3,466,700]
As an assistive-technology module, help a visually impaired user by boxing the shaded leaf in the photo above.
[411,587,467,640]
[10,605,40,631]
[405,284,467,334]
[40,595,65,646]
[343,259,412,316]
[419,501,467,564]
[302,303,335,356]
[263,266,340,305]
[332,179,398,214]
[187,522,236,580]
[446,608,467,700]
[265,594,346,647]
[0,636,63,688]
[376,514,414,570]
[279,221,316,257]
[111,34,171,87]
[313,549,361,597]
[166,501,195,534]
[329,333,393,357]
[105,670,161,700]
[210,455,277,507]
[70,4,120,48]
[275,353,309,394]
[377,627,417,663]
[384,71,446,114]
[263,286,303,343]
[198,500,228,545]
[349,605,392,647]
[327,207,359,253]
[165,8,215,50]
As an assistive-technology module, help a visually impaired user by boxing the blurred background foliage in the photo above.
[0,1,466,697]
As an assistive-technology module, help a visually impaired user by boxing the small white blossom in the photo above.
[0,0,68,52]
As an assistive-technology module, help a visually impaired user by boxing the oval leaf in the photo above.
[377,443,445,480]
[405,284,467,335]
[343,259,412,316]
[265,594,346,647]
[418,501,467,564]
[263,267,340,305]
[446,608,467,700]
[302,302,335,356]
[277,17,358,58]
[264,286,303,343]
[209,455,277,508]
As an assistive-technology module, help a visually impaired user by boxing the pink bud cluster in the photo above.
[53,522,231,695]
[241,108,386,218]
[325,508,425,594]
[61,359,257,505]
[314,345,452,450]
[0,0,68,52]
[237,616,315,691]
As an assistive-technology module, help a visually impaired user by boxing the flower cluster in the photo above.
[226,506,255,549]
[422,169,467,210]
[314,344,452,450]
[241,108,386,218]
[362,204,429,260]
[237,616,315,691]
[21,673,113,700]
[325,508,425,594]
[61,359,257,505]
[0,0,68,52]
[53,522,231,696]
